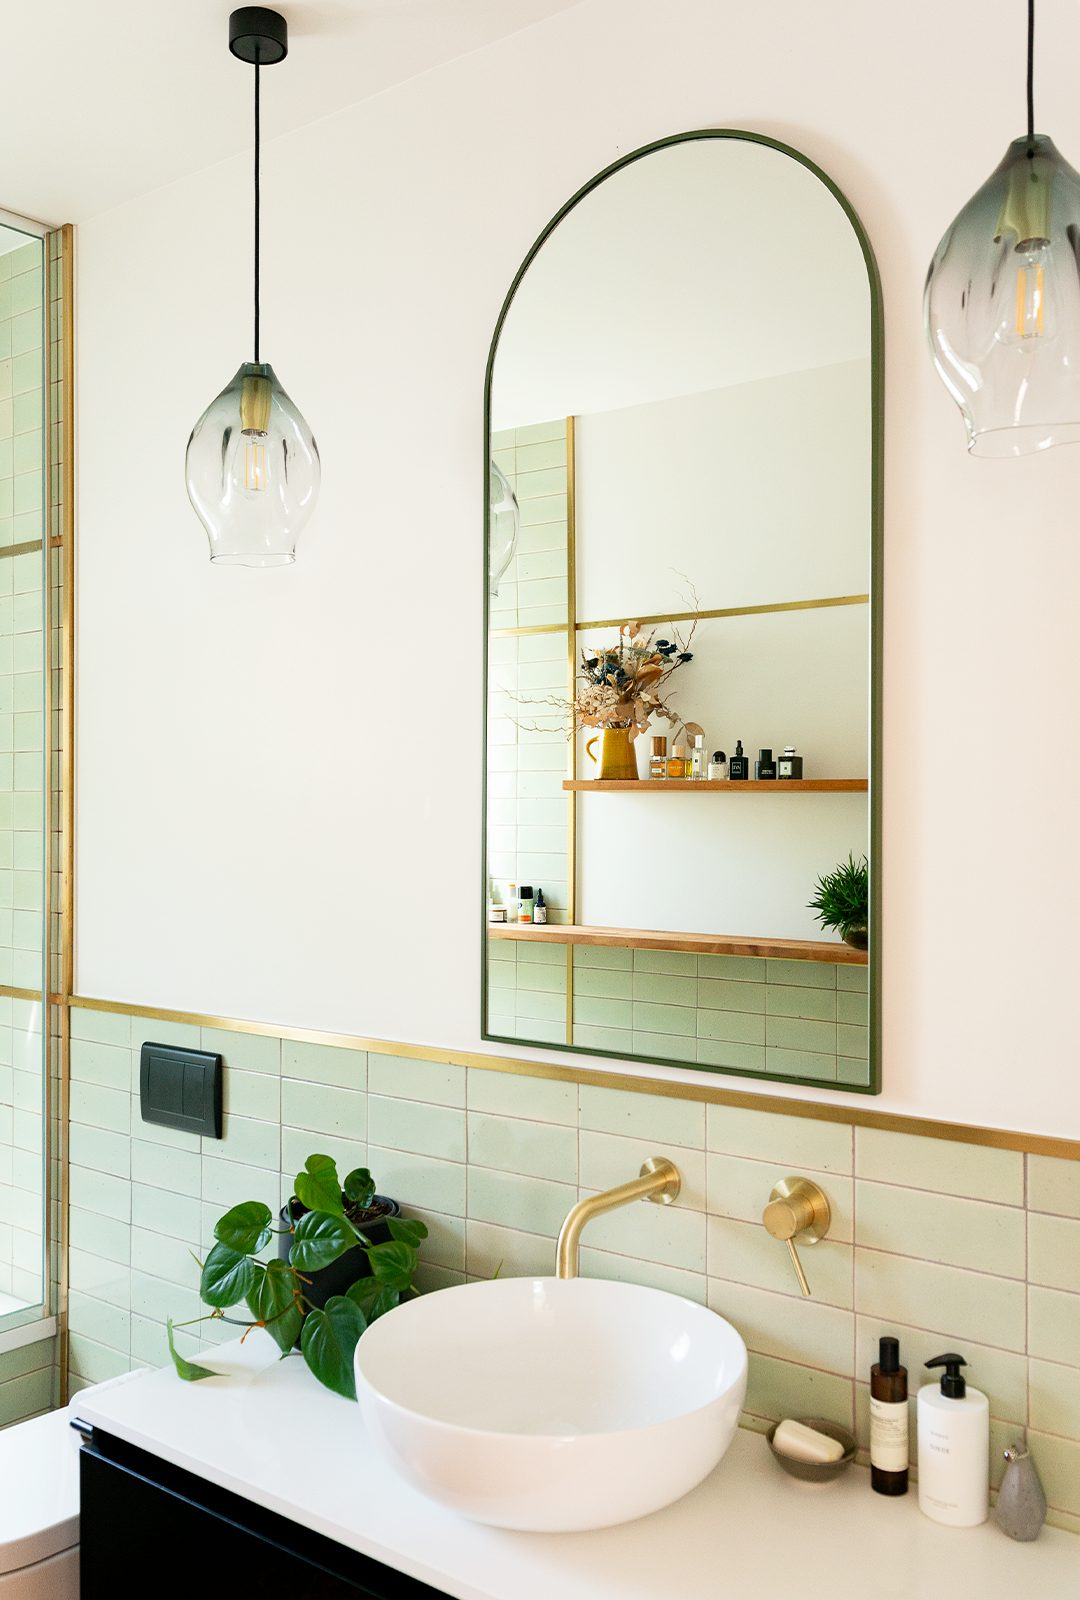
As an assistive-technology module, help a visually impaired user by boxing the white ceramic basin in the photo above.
[353,1276,747,1531]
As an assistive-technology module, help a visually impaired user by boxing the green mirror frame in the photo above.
[481,129,884,1095]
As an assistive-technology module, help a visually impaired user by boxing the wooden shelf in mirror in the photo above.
[489,922,867,965]
[563,778,868,792]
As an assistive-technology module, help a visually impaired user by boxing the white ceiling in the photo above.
[0,0,581,225]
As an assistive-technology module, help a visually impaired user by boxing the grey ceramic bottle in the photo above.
[993,1442,1047,1541]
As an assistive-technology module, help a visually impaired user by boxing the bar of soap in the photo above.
[773,1419,845,1464]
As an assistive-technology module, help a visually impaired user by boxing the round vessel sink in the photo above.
[353,1276,747,1532]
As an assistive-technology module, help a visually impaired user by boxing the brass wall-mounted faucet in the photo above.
[556,1158,681,1278]
[762,1176,832,1297]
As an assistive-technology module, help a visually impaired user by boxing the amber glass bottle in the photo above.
[870,1335,909,1495]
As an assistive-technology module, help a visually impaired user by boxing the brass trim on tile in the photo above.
[55,223,75,1402]
[577,594,870,633]
[67,992,1080,1161]
[0,539,46,561]
[488,621,567,639]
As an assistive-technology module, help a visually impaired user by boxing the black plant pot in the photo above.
[843,926,869,952]
[277,1194,400,1313]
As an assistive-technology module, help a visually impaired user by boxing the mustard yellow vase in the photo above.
[585,725,638,781]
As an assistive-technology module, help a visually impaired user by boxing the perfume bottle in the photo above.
[668,743,688,779]
[755,748,777,779]
[690,734,706,780]
[708,750,728,781]
[778,745,804,780]
[729,740,748,780]
[650,735,668,779]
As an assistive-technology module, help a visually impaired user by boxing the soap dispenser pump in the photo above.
[917,1353,989,1527]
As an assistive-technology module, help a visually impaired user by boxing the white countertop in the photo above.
[74,1334,1078,1600]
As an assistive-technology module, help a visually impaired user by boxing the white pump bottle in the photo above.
[917,1353,989,1527]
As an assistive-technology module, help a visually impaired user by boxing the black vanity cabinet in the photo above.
[79,1427,450,1598]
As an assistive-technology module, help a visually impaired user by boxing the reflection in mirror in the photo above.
[484,134,880,1093]
[0,219,55,1319]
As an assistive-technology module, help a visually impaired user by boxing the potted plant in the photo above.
[166,1154,427,1400]
[808,854,869,950]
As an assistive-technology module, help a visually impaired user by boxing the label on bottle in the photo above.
[533,907,547,924]
[870,1397,909,1472]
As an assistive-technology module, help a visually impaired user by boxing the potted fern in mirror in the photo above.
[167,1154,427,1400]
[808,853,869,950]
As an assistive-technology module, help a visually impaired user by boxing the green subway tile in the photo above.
[1030,1212,1080,1293]
[855,1318,1026,1423]
[579,1083,705,1148]
[632,949,698,977]
[69,1249,130,1309]
[697,954,765,982]
[742,1351,853,1429]
[69,1206,129,1266]
[69,1163,129,1223]
[368,1145,465,1217]
[836,1024,868,1059]
[281,1079,366,1143]
[223,1068,279,1122]
[765,1015,836,1053]
[696,1009,765,1045]
[572,1023,635,1053]
[71,1007,130,1047]
[200,1027,279,1075]
[695,1038,766,1073]
[515,987,566,1024]
[515,419,565,447]
[706,1104,852,1173]
[280,1040,366,1092]
[631,1000,695,1037]
[574,994,631,1030]
[130,1138,200,1196]
[70,1123,130,1180]
[1030,1280,1080,1369]
[579,1129,706,1210]
[697,978,766,1013]
[855,1248,1025,1352]
[707,1213,853,1308]
[516,939,566,966]
[215,1114,279,1170]
[466,1218,554,1280]
[1029,1357,1080,1438]
[487,960,517,991]
[765,984,836,1022]
[573,965,633,1001]
[766,1047,838,1082]
[632,970,697,1007]
[281,1130,367,1194]
[632,1030,697,1063]
[578,1245,707,1305]
[707,1153,854,1238]
[837,988,870,1025]
[466,1068,576,1126]
[368,1053,465,1107]
[766,959,836,989]
[837,965,869,992]
[0,1366,54,1426]
[515,962,566,995]
[856,1183,1026,1278]
[410,1209,466,1273]
[69,1038,131,1091]
[131,1182,202,1243]
[510,1018,566,1045]
[1029,1155,1080,1219]
[855,1128,1024,1204]
[1027,1431,1080,1515]
[468,1112,577,1184]
[70,1081,129,1134]
[201,1156,278,1214]
[837,1057,871,1087]
[467,1165,574,1237]
[583,1192,706,1272]
[68,1334,129,1387]
[708,1278,854,1375]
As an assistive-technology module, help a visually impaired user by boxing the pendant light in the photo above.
[488,460,520,595]
[925,0,1080,456]
[186,7,320,564]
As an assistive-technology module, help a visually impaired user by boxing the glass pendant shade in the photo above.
[488,460,520,595]
[186,362,321,565]
[925,136,1080,456]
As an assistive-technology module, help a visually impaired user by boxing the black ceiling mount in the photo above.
[229,6,288,66]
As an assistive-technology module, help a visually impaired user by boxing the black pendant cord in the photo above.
[254,61,261,363]
[1026,0,1035,153]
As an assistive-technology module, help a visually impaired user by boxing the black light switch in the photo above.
[139,1042,223,1138]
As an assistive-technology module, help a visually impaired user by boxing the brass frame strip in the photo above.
[564,417,577,1045]
[491,593,870,638]
[65,990,1080,1161]
[0,539,46,562]
[56,225,75,1400]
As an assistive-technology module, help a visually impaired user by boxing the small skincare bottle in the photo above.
[668,743,688,779]
[690,734,706,780]
[708,750,728,781]
[729,740,748,780]
[650,735,668,779]
[504,881,517,921]
[755,748,777,779]
[517,886,535,924]
[533,888,548,924]
[778,745,804,780]
[870,1336,909,1496]
[917,1354,989,1527]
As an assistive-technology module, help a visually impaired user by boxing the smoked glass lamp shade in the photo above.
[488,461,520,595]
[925,136,1080,457]
[186,362,321,565]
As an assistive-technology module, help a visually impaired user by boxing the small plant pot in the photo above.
[277,1194,400,1313]
[842,926,869,952]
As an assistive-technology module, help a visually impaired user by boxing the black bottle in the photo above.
[870,1335,909,1496]
[778,745,804,780]
[728,740,748,780]
[755,747,777,779]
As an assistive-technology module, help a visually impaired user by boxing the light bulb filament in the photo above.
[1016,261,1046,337]
[242,431,269,492]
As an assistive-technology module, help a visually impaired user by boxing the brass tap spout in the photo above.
[556,1157,681,1279]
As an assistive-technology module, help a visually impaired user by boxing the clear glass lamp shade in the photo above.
[488,460,520,595]
[925,136,1080,457]
[185,362,321,565]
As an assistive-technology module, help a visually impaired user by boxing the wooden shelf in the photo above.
[563,778,867,792]
[488,922,867,965]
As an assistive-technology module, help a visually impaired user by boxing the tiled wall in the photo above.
[488,939,870,1088]
[487,419,570,923]
[64,1002,1079,1533]
[0,1333,55,1425]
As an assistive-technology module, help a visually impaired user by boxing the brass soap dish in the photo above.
[765,1417,857,1482]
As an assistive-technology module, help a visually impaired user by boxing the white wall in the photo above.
[75,0,1080,1138]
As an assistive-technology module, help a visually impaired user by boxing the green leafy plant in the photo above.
[808,853,869,947]
[168,1154,427,1400]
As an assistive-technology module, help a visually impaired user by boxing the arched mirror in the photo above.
[483,131,882,1094]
